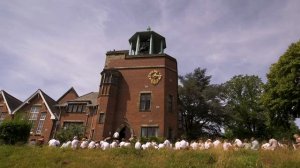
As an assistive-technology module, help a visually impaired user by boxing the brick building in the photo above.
[56,89,99,139]
[13,89,58,142]
[92,30,179,140]
[0,90,22,124]
[2,30,179,142]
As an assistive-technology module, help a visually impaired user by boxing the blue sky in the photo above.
[1,0,300,100]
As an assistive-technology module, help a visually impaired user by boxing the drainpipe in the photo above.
[89,106,96,139]
[85,105,90,137]
[52,106,62,138]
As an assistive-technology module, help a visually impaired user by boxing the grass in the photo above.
[1,146,300,168]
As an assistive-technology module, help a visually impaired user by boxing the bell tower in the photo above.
[94,29,179,141]
[129,27,166,55]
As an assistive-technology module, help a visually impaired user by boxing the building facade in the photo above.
[2,30,179,142]
[56,90,99,139]
[13,89,58,142]
[93,30,179,140]
[0,90,22,124]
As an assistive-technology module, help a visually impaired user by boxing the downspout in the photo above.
[89,106,96,139]
[52,106,62,138]
[85,104,89,137]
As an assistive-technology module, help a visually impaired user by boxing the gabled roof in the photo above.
[57,87,79,103]
[0,90,22,114]
[56,92,98,107]
[12,89,58,120]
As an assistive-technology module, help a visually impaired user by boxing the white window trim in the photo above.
[36,112,46,134]
[29,106,40,121]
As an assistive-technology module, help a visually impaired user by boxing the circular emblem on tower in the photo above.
[148,70,162,85]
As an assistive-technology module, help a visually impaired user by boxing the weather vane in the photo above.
[147,26,151,31]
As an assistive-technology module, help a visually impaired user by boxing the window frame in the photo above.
[36,112,47,134]
[99,113,105,124]
[139,92,151,112]
[29,106,40,121]
[63,121,84,129]
[141,126,159,138]
[67,104,87,113]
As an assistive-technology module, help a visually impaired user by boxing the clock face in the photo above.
[148,70,162,85]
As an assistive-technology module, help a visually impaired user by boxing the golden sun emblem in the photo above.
[148,70,162,85]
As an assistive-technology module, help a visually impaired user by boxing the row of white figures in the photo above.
[135,139,172,150]
[261,138,288,151]
[49,137,287,151]
[187,138,288,151]
[186,139,260,151]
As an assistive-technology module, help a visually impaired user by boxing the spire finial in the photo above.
[147,26,151,31]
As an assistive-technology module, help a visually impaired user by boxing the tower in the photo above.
[94,29,178,140]
[129,28,166,55]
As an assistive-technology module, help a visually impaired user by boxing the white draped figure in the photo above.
[190,141,199,150]
[71,136,79,149]
[49,139,60,147]
[204,139,213,149]
[113,132,119,139]
[213,139,221,148]
[223,140,232,151]
[135,141,142,150]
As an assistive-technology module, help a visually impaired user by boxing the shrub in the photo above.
[55,124,85,142]
[139,136,164,143]
[0,118,31,145]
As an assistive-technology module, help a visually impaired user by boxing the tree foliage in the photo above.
[179,68,225,139]
[262,40,300,128]
[222,75,267,138]
[0,117,31,145]
[55,124,85,143]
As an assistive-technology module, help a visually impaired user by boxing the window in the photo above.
[0,112,7,125]
[139,93,151,112]
[63,122,84,129]
[67,105,73,112]
[141,127,159,137]
[99,113,105,124]
[67,104,86,113]
[36,112,46,134]
[167,95,173,113]
[29,106,40,122]
[168,127,173,140]
[77,105,83,112]
[178,111,183,129]
[90,107,97,115]
[103,74,112,83]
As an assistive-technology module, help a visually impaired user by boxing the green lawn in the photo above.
[0,145,300,168]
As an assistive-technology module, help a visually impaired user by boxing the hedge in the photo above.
[0,119,31,145]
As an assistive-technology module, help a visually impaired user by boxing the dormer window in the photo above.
[67,104,86,113]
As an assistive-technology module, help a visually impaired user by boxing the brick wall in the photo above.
[17,95,54,142]
[94,52,178,140]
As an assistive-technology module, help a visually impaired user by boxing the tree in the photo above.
[55,124,85,143]
[262,40,300,129]
[222,75,267,138]
[0,117,31,145]
[179,68,225,139]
